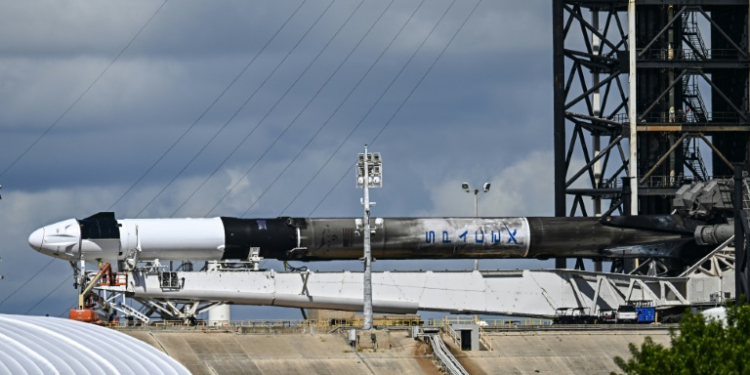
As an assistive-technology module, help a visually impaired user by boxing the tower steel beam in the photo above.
[552,0,750,275]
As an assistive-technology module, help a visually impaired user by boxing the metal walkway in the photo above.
[96,248,734,321]
[427,334,469,375]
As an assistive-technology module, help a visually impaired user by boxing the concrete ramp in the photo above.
[125,330,440,375]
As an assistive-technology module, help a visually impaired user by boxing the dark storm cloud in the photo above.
[0,0,558,317]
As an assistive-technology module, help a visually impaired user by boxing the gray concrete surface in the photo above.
[124,328,670,375]
[124,330,440,375]
[453,329,671,375]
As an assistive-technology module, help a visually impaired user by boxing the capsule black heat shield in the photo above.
[78,212,120,239]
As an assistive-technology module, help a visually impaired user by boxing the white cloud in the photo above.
[426,150,554,217]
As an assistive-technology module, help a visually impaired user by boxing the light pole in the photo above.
[357,145,382,330]
[462,182,490,270]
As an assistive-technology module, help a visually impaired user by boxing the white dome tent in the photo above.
[0,314,189,375]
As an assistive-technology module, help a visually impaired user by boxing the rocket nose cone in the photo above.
[28,227,45,252]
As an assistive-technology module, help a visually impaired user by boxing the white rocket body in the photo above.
[29,217,225,263]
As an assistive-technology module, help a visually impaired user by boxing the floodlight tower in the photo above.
[357,145,382,330]
[462,182,490,270]
[461,182,491,217]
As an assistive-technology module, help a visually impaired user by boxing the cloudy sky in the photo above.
[0,0,568,319]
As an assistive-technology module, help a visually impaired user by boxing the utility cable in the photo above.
[24,274,72,315]
[0,0,168,179]
[136,0,334,217]
[204,0,406,217]
[2,0,167,316]
[239,0,424,217]
[168,0,348,218]
[8,0,305,318]
[280,0,457,216]
[108,0,310,212]
[309,0,482,215]
[154,0,359,218]
[0,258,56,307]
[204,0,409,218]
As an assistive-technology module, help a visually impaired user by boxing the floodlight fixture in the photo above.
[484,183,491,192]
[461,182,470,192]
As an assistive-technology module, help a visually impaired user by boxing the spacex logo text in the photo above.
[425,226,518,245]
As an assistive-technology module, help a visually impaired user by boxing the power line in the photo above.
[281,0,457,216]
[240,0,424,217]
[206,0,413,218]
[206,0,407,217]
[3,1,168,317]
[24,274,72,315]
[110,0,310,213]
[0,0,168,179]
[58,303,76,318]
[309,0,482,216]
[0,258,56,307]
[170,0,350,218]
[150,0,360,218]
[136,0,334,218]
[11,1,309,319]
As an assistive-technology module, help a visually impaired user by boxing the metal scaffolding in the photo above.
[553,0,750,272]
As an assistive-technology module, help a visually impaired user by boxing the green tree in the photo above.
[612,303,750,375]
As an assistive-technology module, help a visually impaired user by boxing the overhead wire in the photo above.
[10,0,330,316]
[135,0,335,218]
[7,0,307,318]
[0,0,169,180]
[12,1,310,317]
[238,0,425,217]
[0,1,169,311]
[24,274,72,315]
[279,0,458,216]
[170,0,356,218]
[11,0,335,320]
[0,258,56,307]
[109,0,310,213]
[308,0,482,216]
[156,0,364,218]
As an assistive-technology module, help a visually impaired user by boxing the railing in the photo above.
[108,318,433,330]
[638,48,747,61]
[442,316,550,327]
[107,317,552,334]
[441,323,461,349]
[478,326,493,351]
[98,272,127,287]
[612,112,750,124]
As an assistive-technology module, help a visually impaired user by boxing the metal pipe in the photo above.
[566,135,624,187]
[639,133,690,184]
[734,163,744,301]
[696,71,747,121]
[697,133,735,172]
[553,0,567,270]
[628,0,638,216]
[697,7,747,58]
[637,6,687,58]
[638,70,688,121]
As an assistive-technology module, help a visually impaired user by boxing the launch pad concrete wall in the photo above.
[123,328,670,375]
[124,330,441,375]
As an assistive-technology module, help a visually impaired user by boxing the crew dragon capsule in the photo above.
[28,212,702,265]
